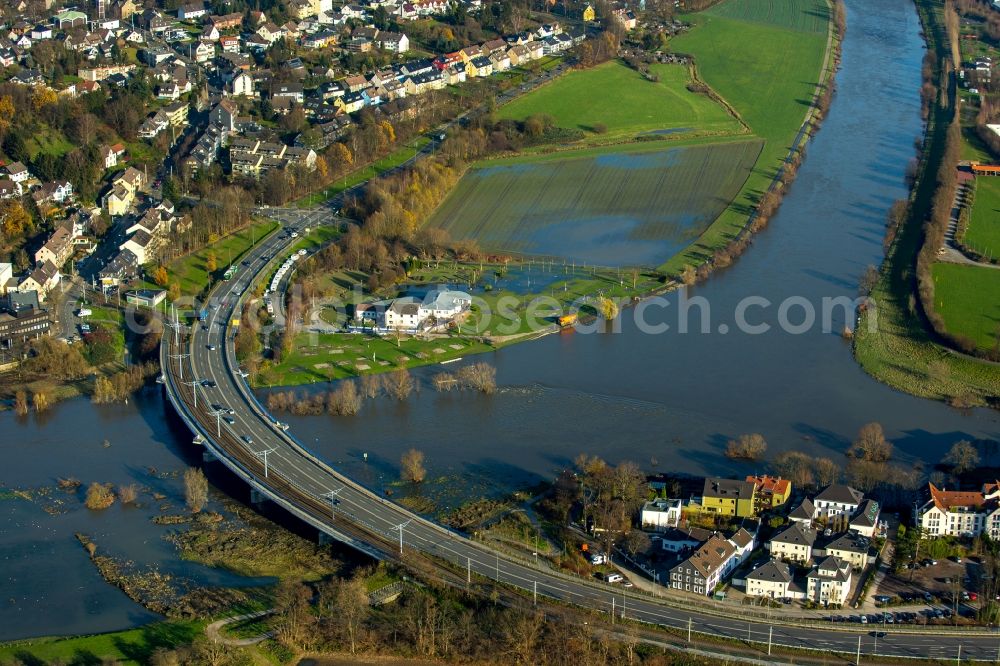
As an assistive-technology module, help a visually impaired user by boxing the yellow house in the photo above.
[701,478,757,518]
[746,475,792,511]
[582,3,595,21]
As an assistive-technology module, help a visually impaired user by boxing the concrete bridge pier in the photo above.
[250,488,267,505]
[202,449,216,463]
[319,532,334,546]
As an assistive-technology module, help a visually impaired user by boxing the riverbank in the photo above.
[259,1,841,389]
[853,0,1000,408]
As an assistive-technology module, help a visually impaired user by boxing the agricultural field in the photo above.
[496,60,742,142]
[704,0,830,33]
[663,0,830,272]
[931,262,1000,351]
[966,176,1000,260]
[425,139,763,266]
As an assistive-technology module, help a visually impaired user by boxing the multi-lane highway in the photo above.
[160,219,1000,662]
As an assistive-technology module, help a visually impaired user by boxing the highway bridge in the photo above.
[160,219,1000,662]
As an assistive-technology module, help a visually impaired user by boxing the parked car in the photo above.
[590,554,608,566]
[604,573,623,583]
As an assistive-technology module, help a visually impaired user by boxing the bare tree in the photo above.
[401,448,427,483]
[118,483,139,504]
[335,575,370,654]
[456,362,497,394]
[360,373,381,398]
[623,530,651,559]
[725,433,767,460]
[184,467,208,513]
[848,422,893,462]
[943,440,980,475]
[385,368,414,400]
[327,379,363,415]
[813,457,840,486]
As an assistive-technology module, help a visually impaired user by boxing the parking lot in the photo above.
[862,556,982,625]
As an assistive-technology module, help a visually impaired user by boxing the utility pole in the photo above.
[467,557,471,587]
[687,617,691,642]
[169,353,189,379]
[253,447,276,477]
[533,581,537,606]
[321,488,344,519]
[183,379,201,408]
[768,626,772,656]
[209,408,225,436]
[856,635,861,665]
[958,644,962,666]
[392,520,411,556]
[611,597,615,624]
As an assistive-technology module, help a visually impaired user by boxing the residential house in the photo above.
[918,482,1000,539]
[30,180,73,205]
[849,499,882,538]
[211,12,243,29]
[229,70,254,97]
[640,498,682,531]
[177,3,207,20]
[0,180,21,198]
[17,261,60,301]
[806,556,852,606]
[668,534,736,596]
[813,484,864,520]
[745,559,801,600]
[747,475,792,512]
[210,98,238,132]
[768,522,816,564]
[272,82,304,103]
[582,3,595,21]
[820,532,869,570]
[100,144,120,169]
[219,35,240,52]
[701,478,757,518]
[658,526,714,553]
[33,224,73,268]
[376,31,408,52]
[6,162,29,183]
[163,101,190,126]
[257,22,283,44]
[788,498,816,526]
[201,24,220,41]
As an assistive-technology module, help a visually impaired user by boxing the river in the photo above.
[1,0,998,641]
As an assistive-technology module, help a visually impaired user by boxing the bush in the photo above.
[85,482,115,510]
[725,433,767,460]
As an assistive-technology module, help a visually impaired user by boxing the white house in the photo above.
[768,523,816,564]
[640,498,682,531]
[6,162,30,183]
[918,482,1000,539]
[177,3,207,19]
[230,70,254,97]
[812,484,864,520]
[806,556,852,606]
[746,559,803,600]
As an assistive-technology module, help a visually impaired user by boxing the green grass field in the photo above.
[0,621,203,666]
[663,0,830,272]
[426,139,762,266]
[705,0,829,32]
[966,176,1000,259]
[166,221,279,297]
[257,332,493,386]
[497,60,741,141]
[294,137,430,208]
[932,262,1000,351]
